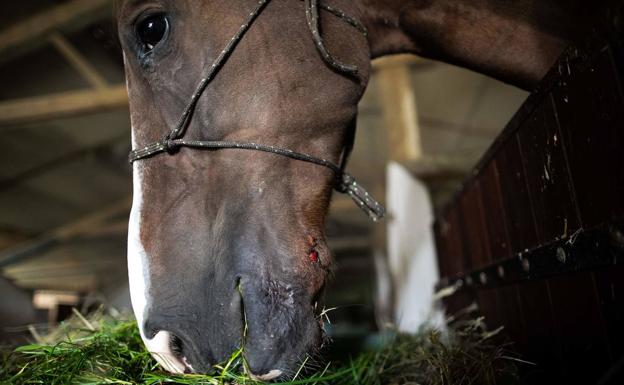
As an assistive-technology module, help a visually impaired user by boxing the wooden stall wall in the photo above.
[434,4,624,384]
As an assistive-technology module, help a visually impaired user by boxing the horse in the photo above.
[114,0,603,379]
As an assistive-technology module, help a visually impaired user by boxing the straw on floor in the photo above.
[0,307,522,385]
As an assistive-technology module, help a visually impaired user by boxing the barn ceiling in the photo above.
[0,0,131,297]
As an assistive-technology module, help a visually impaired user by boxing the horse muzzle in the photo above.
[140,273,324,379]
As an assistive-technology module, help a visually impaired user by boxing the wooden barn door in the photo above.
[434,4,624,384]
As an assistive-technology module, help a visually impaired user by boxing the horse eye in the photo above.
[136,14,168,51]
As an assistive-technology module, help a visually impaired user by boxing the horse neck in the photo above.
[358,0,604,90]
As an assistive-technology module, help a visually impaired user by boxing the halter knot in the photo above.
[335,172,353,193]
[162,137,180,154]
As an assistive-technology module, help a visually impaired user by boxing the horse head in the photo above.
[115,0,372,378]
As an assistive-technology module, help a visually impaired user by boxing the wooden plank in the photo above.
[496,135,539,253]
[0,85,128,127]
[478,161,527,347]
[478,161,511,262]
[552,47,624,228]
[458,180,506,329]
[437,197,478,319]
[458,181,491,269]
[439,208,467,277]
[517,280,564,384]
[12,276,99,292]
[517,95,581,244]
[327,236,371,251]
[497,285,527,353]
[445,290,477,320]
[375,55,422,162]
[372,54,424,71]
[548,272,611,383]
[0,0,113,64]
[403,155,473,179]
[433,221,449,278]
[0,134,127,190]
[593,265,624,362]
[475,288,504,330]
[0,197,131,268]
[49,32,108,90]
[433,221,624,290]
[435,12,624,383]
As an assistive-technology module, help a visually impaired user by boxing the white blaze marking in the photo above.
[128,127,149,337]
[128,125,150,330]
[127,128,189,374]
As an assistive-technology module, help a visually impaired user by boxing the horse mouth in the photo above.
[144,330,194,374]
[145,277,326,378]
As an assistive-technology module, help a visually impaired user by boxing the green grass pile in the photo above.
[1,308,523,385]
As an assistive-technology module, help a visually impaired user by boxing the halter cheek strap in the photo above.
[128,0,385,222]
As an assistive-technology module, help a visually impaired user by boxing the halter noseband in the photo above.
[128,0,385,222]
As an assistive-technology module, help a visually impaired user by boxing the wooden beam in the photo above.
[81,220,128,238]
[372,54,424,71]
[49,32,108,89]
[404,156,474,180]
[0,0,113,64]
[0,134,127,190]
[327,236,371,251]
[42,198,131,242]
[12,276,99,292]
[374,54,423,162]
[0,197,131,268]
[0,84,128,127]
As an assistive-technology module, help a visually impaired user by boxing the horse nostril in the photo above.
[169,333,184,357]
[142,330,191,374]
[169,333,197,374]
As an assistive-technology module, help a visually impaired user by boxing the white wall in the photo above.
[386,162,444,332]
